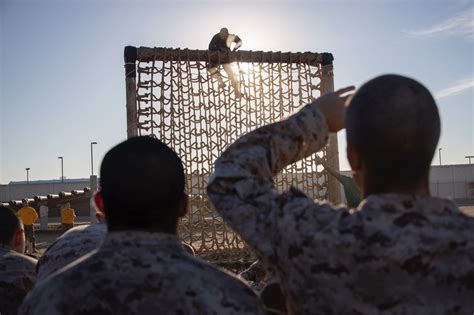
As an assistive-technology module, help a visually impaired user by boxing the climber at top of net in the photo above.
[207,27,244,99]
[209,27,242,53]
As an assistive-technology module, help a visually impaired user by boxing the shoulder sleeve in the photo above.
[209,34,218,50]
[207,102,339,262]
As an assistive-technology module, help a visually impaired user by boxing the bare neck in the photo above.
[363,178,430,198]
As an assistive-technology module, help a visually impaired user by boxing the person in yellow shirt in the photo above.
[61,203,76,231]
[16,200,39,253]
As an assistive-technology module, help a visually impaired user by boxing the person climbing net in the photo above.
[207,27,243,99]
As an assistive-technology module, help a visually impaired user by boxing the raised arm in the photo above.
[207,88,354,259]
[233,35,242,51]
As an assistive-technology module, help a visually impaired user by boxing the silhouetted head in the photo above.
[0,206,25,253]
[98,136,187,234]
[345,74,440,196]
[22,199,28,208]
[219,27,229,40]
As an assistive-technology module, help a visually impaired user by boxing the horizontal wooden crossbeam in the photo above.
[125,46,333,67]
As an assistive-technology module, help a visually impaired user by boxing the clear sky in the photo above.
[1,0,473,184]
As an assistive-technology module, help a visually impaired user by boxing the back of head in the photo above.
[100,136,185,233]
[219,27,229,38]
[0,206,21,246]
[345,74,440,191]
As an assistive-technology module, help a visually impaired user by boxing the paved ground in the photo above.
[33,216,91,256]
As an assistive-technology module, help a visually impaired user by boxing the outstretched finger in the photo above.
[335,86,356,95]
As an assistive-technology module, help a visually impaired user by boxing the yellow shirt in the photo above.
[17,207,39,225]
[61,207,76,224]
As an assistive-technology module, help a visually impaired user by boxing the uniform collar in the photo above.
[103,231,184,251]
[359,193,459,215]
[0,243,13,254]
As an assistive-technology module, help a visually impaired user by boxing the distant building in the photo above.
[0,178,92,202]
[1,163,473,207]
[341,164,474,200]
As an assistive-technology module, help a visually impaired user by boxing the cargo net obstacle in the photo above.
[124,46,339,265]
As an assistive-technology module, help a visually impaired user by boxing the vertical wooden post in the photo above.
[39,205,48,230]
[320,58,342,204]
[125,46,138,138]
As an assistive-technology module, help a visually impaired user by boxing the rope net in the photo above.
[133,48,330,264]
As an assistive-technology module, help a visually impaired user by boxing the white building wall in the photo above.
[342,164,474,200]
[2,164,473,203]
[429,164,474,199]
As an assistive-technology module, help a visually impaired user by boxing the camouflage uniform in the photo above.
[37,223,107,283]
[207,102,474,314]
[20,231,266,315]
[0,244,37,315]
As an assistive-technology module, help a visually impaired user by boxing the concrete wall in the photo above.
[429,164,474,199]
[0,179,91,202]
[46,200,91,218]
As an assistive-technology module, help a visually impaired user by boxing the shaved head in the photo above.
[100,136,186,233]
[345,74,440,192]
[219,27,229,40]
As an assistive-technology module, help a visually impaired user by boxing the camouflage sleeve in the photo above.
[207,101,331,259]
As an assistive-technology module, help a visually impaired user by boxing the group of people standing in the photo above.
[11,200,76,255]
[1,54,473,314]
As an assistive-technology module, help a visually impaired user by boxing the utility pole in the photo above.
[25,168,30,184]
[91,142,97,176]
[58,156,64,182]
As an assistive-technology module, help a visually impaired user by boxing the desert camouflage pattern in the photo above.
[207,102,474,314]
[20,231,266,315]
[0,244,37,315]
[37,223,107,283]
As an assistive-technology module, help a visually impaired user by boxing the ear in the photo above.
[178,193,189,218]
[93,191,105,214]
[347,142,361,171]
[12,228,25,253]
[95,211,105,223]
[14,229,24,244]
[347,143,365,195]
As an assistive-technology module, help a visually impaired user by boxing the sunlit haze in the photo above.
[1,0,473,183]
